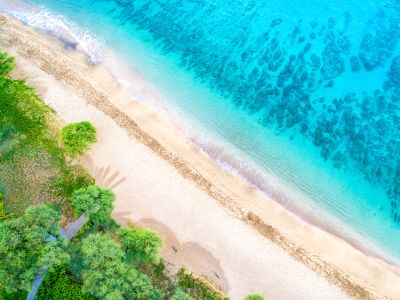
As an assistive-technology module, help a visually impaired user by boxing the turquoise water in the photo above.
[2,0,400,262]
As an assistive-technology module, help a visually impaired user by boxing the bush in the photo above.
[0,202,10,221]
[61,121,97,158]
[244,294,265,300]
[0,77,50,145]
[0,52,15,76]
[51,165,95,198]
[0,179,8,199]
[37,266,94,300]
[176,268,227,300]
[170,287,192,300]
[117,226,163,263]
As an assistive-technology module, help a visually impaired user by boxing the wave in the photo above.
[0,0,105,64]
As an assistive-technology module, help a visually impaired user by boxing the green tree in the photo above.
[69,185,114,226]
[244,294,265,300]
[61,121,97,158]
[117,226,163,263]
[0,204,69,294]
[0,52,15,76]
[79,233,159,300]
[37,266,95,300]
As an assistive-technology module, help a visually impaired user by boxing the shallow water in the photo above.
[2,0,400,262]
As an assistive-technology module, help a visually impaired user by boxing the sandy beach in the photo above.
[2,14,400,299]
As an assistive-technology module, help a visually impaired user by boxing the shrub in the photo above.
[51,165,94,198]
[61,121,97,158]
[0,77,50,144]
[0,179,7,199]
[176,268,227,300]
[244,294,265,300]
[0,202,10,221]
[170,287,192,300]
[117,226,163,263]
[0,52,15,76]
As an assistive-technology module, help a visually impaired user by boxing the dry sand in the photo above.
[2,14,400,299]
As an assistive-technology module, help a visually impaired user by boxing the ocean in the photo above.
[2,0,400,263]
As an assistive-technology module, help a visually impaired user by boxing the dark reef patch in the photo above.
[100,0,400,225]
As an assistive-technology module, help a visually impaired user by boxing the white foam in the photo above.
[0,0,105,64]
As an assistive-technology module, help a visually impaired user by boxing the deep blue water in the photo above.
[2,0,400,262]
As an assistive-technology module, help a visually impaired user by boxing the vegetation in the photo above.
[244,294,265,300]
[117,226,163,263]
[78,233,163,299]
[0,52,14,76]
[61,121,97,158]
[170,288,192,300]
[37,266,95,300]
[176,268,228,300]
[0,51,92,217]
[0,204,69,294]
[69,184,115,227]
[0,52,228,299]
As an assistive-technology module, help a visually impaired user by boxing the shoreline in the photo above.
[2,14,400,299]
[2,0,398,268]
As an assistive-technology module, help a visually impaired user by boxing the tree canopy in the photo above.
[0,204,69,294]
[117,226,163,263]
[61,121,97,158]
[69,185,114,225]
[80,233,162,300]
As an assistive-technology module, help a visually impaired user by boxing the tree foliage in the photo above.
[61,121,97,158]
[69,185,114,225]
[79,233,162,300]
[37,266,95,300]
[117,226,163,263]
[0,52,15,76]
[0,204,69,294]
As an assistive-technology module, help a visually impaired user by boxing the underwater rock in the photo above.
[350,55,361,72]
[359,15,400,71]
[332,151,346,169]
[321,41,345,79]
[270,18,283,28]
[337,36,351,54]
[303,43,312,53]
[328,17,336,29]
[389,56,400,86]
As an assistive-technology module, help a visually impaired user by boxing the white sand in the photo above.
[2,14,400,299]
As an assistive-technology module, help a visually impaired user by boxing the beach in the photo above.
[1,14,400,299]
